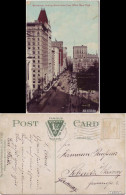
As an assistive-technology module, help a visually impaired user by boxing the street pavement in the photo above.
[27,70,99,113]
[28,71,71,112]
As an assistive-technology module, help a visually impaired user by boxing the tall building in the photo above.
[47,21,52,84]
[73,45,87,59]
[52,41,63,74]
[87,53,99,67]
[52,47,59,78]
[26,49,33,103]
[26,9,52,96]
[63,47,67,71]
[73,45,87,72]
[73,45,99,72]
[38,10,52,85]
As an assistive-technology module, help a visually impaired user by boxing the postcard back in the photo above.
[0,114,125,194]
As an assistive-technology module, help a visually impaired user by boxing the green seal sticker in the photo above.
[46,119,66,139]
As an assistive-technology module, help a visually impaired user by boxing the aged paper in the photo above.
[0,113,125,194]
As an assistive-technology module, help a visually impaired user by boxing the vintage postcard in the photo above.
[0,113,125,194]
[26,0,100,113]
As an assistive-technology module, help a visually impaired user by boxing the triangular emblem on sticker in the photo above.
[47,120,64,137]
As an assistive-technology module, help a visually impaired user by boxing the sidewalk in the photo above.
[38,79,60,108]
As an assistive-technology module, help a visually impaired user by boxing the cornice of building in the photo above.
[73,45,87,48]
[87,53,98,57]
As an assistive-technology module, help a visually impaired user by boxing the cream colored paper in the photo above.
[0,114,125,194]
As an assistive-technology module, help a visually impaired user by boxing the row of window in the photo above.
[33,65,40,68]
[32,51,39,54]
[33,51,40,54]
[75,54,86,57]
[28,42,41,45]
[33,74,40,77]
[27,45,48,50]
[28,47,40,50]
[33,65,40,67]
[33,57,41,62]
[52,43,62,47]
[75,50,86,54]
[27,38,40,41]
[33,80,41,84]
[27,26,42,30]
[33,70,40,72]
[32,51,48,54]
[28,47,39,50]
[74,58,97,62]
[27,31,42,35]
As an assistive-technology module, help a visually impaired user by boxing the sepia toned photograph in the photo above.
[26,0,100,113]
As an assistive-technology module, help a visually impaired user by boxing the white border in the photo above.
[26,0,100,114]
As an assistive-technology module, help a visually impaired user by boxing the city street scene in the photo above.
[26,1,99,113]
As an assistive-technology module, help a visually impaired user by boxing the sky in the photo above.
[26,1,99,58]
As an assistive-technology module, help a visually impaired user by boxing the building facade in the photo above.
[73,45,87,59]
[26,9,52,96]
[73,45,99,72]
[47,21,52,84]
[26,50,33,103]
[52,47,59,78]
[52,41,63,74]
[63,47,67,71]
[87,53,99,67]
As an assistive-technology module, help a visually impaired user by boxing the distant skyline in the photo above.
[26,1,99,57]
